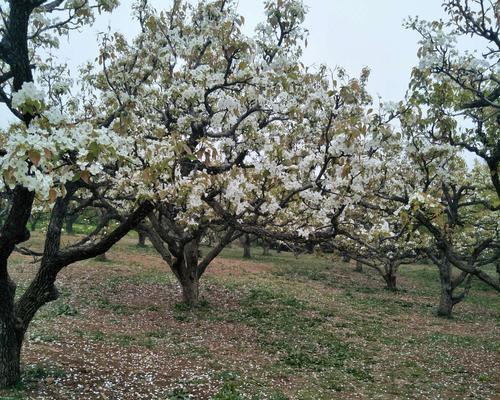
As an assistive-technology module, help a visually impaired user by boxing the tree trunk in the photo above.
[0,328,22,389]
[137,231,147,247]
[382,261,398,291]
[496,260,500,285]
[341,252,351,263]
[175,240,201,308]
[0,188,35,388]
[437,259,454,318]
[262,241,271,256]
[65,215,76,235]
[0,279,22,388]
[243,244,251,259]
[180,275,200,308]
[383,273,397,291]
[354,260,363,272]
[437,288,454,318]
[29,215,39,232]
[242,234,251,259]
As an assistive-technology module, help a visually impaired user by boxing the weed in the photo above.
[213,381,243,400]
[167,387,192,399]
[29,331,59,343]
[23,364,65,381]
[55,303,78,316]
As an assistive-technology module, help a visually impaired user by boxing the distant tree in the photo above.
[414,162,499,317]
[335,204,422,292]
[137,230,147,247]
[404,0,499,316]
[241,234,252,259]
[262,240,271,256]
[370,106,499,316]
[408,0,499,196]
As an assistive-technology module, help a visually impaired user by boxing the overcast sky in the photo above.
[238,0,446,102]
[2,0,449,125]
[59,0,447,99]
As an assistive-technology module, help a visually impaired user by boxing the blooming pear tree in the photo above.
[87,0,383,307]
[402,0,500,315]
[375,106,499,317]
[333,203,423,292]
[0,0,157,387]
[407,0,499,196]
[409,161,498,317]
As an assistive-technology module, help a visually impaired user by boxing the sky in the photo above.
[50,0,479,166]
[239,0,446,102]
[58,0,447,100]
[1,0,448,124]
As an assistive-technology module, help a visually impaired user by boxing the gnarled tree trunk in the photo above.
[435,260,473,318]
[0,187,35,388]
[65,214,77,235]
[437,289,454,318]
[354,260,363,272]
[137,230,147,247]
[179,274,200,307]
[383,273,397,292]
[383,261,398,292]
[262,241,271,256]
[341,252,351,263]
[0,279,22,388]
[241,234,251,259]
[174,240,201,308]
[0,186,152,388]
[436,258,455,318]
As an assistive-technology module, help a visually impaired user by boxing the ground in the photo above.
[1,234,498,400]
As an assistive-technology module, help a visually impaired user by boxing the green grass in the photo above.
[4,240,499,400]
[0,363,67,399]
[213,380,243,400]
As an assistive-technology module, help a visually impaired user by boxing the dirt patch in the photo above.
[208,257,274,277]
[3,237,499,400]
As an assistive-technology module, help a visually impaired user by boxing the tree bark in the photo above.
[180,275,200,307]
[341,252,351,263]
[437,259,454,318]
[437,288,454,318]
[0,188,34,388]
[243,245,251,258]
[262,241,271,256]
[137,231,147,247]
[382,261,398,291]
[173,240,201,308]
[242,234,251,259]
[65,215,77,235]
[0,279,22,388]
[383,273,397,292]
[496,259,500,285]
[354,260,363,272]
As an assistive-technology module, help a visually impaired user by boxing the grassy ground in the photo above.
[1,235,498,399]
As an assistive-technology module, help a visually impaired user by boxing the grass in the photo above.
[1,235,498,399]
